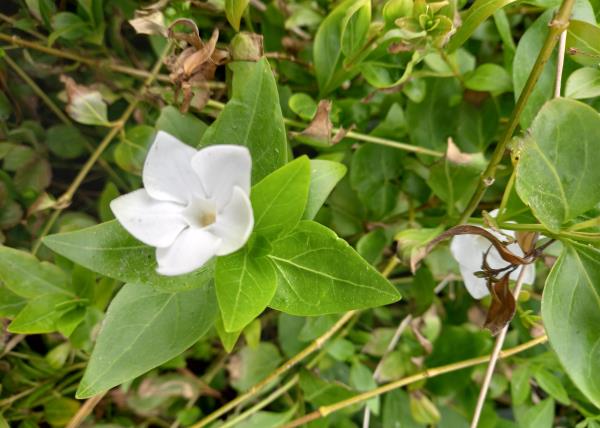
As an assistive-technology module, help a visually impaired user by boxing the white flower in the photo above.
[450,210,535,299]
[110,131,253,276]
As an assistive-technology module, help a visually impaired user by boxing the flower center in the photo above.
[200,211,216,227]
[183,198,217,229]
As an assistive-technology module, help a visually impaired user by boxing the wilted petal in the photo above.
[209,186,254,256]
[450,227,535,299]
[156,228,221,276]
[458,262,490,299]
[143,131,206,204]
[191,145,251,208]
[110,189,186,248]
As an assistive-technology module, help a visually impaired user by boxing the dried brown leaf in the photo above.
[412,225,533,270]
[446,138,473,164]
[484,273,516,335]
[302,100,332,142]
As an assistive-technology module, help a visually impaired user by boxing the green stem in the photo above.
[2,53,130,194]
[457,0,576,224]
[204,100,444,157]
[283,335,548,427]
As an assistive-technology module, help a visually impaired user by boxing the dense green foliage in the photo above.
[1,0,600,427]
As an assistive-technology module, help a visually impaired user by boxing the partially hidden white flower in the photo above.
[110,131,253,276]
[450,210,535,299]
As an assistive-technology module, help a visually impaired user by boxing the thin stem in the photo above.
[65,392,106,428]
[204,100,444,157]
[362,314,413,428]
[219,376,297,428]
[469,266,529,428]
[191,258,400,428]
[554,30,567,98]
[457,0,576,224]
[1,53,129,193]
[0,35,442,158]
[190,311,357,428]
[283,334,548,427]
[0,33,226,89]
[55,42,171,210]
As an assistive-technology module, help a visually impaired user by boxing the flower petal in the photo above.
[458,263,490,299]
[209,186,254,256]
[143,131,205,204]
[190,145,251,208]
[156,228,221,276]
[110,189,187,248]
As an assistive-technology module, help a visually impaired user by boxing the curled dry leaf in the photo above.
[301,100,332,143]
[412,225,533,271]
[129,10,167,36]
[166,20,229,112]
[445,138,474,164]
[60,75,109,126]
[483,272,516,335]
[516,231,539,254]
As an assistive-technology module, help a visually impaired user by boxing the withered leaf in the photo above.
[301,100,332,143]
[413,225,533,270]
[516,231,539,254]
[484,273,516,335]
[182,29,219,77]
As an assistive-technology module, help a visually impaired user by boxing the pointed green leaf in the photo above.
[201,58,288,182]
[216,245,277,332]
[447,0,516,52]
[515,98,600,232]
[251,156,311,239]
[268,220,400,315]
[0,245,71,298]
[304,159,346,220]
[43,221,214,292]
[225,0,249,31]
[76,282,217,398]
[541,241,600,407]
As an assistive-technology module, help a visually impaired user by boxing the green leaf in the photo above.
[340,0,371,57]
[511,365,532,405]
[288,93,317,121]
[565,67,600,99]
[234,406,297,428]
[155,105,208,148]
[427,147,486,216]
[114,125,155,175]
[406,78,461,156]
[464,63,512,94]
[225,0,249,31]
[351,143,403,219]
[8,293,73,334]
[46,125,88,159]
[533,367,570,405]
[567,20,600,66]
[216,244,277,332]
[43,397,80,427]
[0,285,26,317]
[0,245,71,298]
[76,282,217,398]
[447,0,516,52]
[216,315,242,353]
[313,0,366,96]
[230,343,282,392]
[519,398,555,428]
[268,220,400,315]
[299,369,356,406]
[515,98,600,232]
[251,156,311,239]
[512,10,556,128]
[383,389,425,428]
[304,159,347,220]
[200,58,288,182]
[541,241,600,407]
[43,220,214,292]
